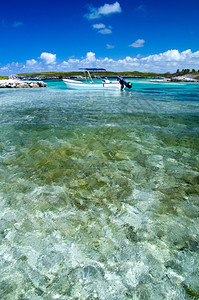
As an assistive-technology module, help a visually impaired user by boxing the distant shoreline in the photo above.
[1,71,199,83]
[15,71,168,80]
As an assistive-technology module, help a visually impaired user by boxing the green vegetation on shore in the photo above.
[173,68,199,76]
[17,71,169,79]
[1,69,198,81]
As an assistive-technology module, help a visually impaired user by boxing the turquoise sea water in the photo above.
[0,79,199,299]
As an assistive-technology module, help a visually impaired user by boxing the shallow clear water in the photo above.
[0,79,199,299]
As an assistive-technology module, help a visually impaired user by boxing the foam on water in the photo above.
[0,80,199,299]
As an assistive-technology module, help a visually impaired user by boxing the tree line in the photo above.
[175,69,199,75]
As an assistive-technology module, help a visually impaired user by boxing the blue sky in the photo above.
[0,0,199,75]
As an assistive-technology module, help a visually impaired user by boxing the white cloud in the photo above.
[1,49,199,75]
[141,49,191,63]
[98,2,121,16]
[99,28,112,34]
[130,39,145,48]
[92,23,106,29]
[59,49,199,72]
[85,1,121,19]
[85,52,96,63]
[107,44,115,49]
[0,66,9,71]
[26,59,37,66]
[93,23,112,34]
[40,52,56,64]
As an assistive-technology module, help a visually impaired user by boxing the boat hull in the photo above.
[63,79,121,90]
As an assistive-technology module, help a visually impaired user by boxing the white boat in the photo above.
[63,68,121,90]
[63,78,121,90]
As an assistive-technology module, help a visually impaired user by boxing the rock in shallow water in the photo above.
[0,79,47,88]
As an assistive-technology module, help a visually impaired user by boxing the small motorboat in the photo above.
[63,68,132,90]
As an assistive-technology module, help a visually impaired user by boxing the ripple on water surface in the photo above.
[0,81,199,299]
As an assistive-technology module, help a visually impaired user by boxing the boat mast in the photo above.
[87,71,93,83]
[79,68,106,84]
